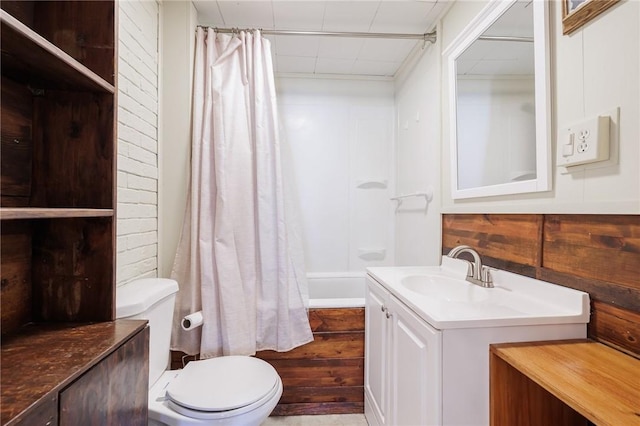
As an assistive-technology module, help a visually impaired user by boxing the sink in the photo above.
[366,256,590,329]
[400,275,490,303]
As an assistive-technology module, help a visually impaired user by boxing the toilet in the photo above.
[116,278,282,426]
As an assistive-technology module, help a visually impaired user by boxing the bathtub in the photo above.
[306,272,366,309]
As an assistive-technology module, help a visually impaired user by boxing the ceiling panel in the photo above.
[370,1,438,33]
[317,38,364,59]
[321,1,380,32]
[273,1,326,30]
[192,0,452,78]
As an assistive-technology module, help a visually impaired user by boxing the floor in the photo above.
[263,414,368,425]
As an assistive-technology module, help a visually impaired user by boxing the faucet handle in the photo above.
[481,266,493,287]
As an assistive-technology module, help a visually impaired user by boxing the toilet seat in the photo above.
[165,356,281,420]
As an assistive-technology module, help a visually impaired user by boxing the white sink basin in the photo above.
[400,275,490,303]
[367,257,590,329]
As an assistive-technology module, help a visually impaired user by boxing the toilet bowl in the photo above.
[148,358,282,426]
[116,278,282,426]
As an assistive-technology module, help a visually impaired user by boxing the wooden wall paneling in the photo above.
[543,215,640,289]
[0,222,33,335]
[59,327,149,426]
[442,214,542,276]
[31,92,114,209]
[268,358,364,387]
[0,1,35,27]
[256,307,365,416]
[257,332,364,360]
[588,301,640,357]
[32,218,114,322]
[309,308,365,332]
[1,76,32,205]
[32,1,115,84]
[278,386,364,405]
[272,402,364,416]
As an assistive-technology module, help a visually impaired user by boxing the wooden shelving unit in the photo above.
[1,1,148,424]
[490,339,640,426]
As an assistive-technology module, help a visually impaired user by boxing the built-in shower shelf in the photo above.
[356,179,388,189]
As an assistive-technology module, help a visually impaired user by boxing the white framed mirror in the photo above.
[444,0,552,199]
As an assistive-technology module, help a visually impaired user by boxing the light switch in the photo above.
[562,133,575,157]
[557,115,610,167]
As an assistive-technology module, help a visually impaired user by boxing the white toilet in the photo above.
[116,278,283,426]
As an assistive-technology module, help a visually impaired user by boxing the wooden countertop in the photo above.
[1,320,147,424]
[491,339,640,426]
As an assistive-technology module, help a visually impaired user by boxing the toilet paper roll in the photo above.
[181,311,203,331]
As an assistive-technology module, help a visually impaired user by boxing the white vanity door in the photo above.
[389,295,442,426]
[365,277,390,426]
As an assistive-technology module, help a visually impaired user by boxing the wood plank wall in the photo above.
[256,308,364,416]
[170,307,365,416]
[442,214,640,357]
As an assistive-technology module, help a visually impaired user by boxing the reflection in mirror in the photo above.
[445,0,551,199]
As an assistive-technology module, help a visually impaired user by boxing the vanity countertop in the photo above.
[367,257,590,330]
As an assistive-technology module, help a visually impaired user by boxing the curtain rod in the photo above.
[198,25,437,43]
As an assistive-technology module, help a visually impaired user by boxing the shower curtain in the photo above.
[170,28,313,358]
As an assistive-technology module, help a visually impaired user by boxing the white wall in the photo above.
[277,77,396,274]
[116,0,160,285]
[393,32,442,266]
[158,1,198,278]
[440,0,640,213]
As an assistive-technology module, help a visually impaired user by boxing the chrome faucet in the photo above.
[447,245,493,288]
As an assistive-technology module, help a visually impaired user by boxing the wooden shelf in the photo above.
[490,339,640,426]
[0,320,147,425]
[0,208,114,220]
[0,10,114,93]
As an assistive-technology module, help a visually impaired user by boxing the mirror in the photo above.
[444,0,551,199]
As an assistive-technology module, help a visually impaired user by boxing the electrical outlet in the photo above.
[557,115,610,168]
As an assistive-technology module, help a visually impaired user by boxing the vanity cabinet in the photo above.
[0,2,149,424]
[365,276,442,426]
[365,268,587,426]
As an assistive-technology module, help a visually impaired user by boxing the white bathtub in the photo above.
[306,272,366,309]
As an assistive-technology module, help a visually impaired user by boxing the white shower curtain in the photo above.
[170,28,313,358]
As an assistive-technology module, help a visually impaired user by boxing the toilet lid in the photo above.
[166,356,280,412]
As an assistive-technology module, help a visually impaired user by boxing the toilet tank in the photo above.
[116,278,179,386]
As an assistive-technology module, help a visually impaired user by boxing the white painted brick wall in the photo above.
[117,0,160,285]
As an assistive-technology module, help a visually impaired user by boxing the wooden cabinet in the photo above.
[0,2,148,424]
[364,276,442,426]
[490,340,640,426]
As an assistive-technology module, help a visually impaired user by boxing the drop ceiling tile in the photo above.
[277,56,317,74]
[358,39,416,62]
[370,1,437,33]
[275,35,320,57]
[317,37,364,59]
[351,59,400,76]
[315,57,356,74]
[216,1,275,30]
[322,1,381,32]
[192,1,225,26]
[273,1,326,30]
